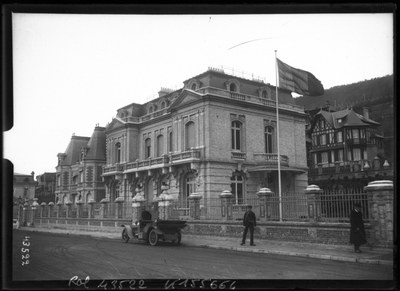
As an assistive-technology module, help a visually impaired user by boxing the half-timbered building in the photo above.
[307,107,391,190]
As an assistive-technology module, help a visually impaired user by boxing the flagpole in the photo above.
[274,50,283,222]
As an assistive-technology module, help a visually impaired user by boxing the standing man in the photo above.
[241,205,256,246]
[350,203,367,253]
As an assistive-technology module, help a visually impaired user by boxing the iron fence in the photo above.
[25,188,370,223]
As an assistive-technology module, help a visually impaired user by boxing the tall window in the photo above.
[185,121,195,150]
[229,83,237,92]
[337,149,344,162]
[321,152,328,164]
[157,135,164,157]
[265,126,274,153]
[183,174,197,207]
[115,142,121,163]
[231,121,242,151]
[168,131,173,152]
[231,172,244,204]
[320,134,326,145]
[336,131,343,143]
[191,83,197,90]
[145,138,151,158]
[352,148,361,161]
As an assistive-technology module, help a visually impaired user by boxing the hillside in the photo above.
[295,75,394,161]
[294,75,393,110]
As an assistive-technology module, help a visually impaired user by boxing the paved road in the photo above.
[12,230,392,281]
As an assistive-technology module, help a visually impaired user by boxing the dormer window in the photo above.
[226,79,240,93]
[338,118,342,124]
[191,83,197,91]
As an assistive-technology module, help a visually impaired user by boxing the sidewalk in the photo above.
[18,226,393,266]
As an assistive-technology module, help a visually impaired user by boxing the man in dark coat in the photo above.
[241,205,256,246]
[350,203,367,253]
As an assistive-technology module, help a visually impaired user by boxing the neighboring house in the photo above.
[307,107,392,190]
[13,172,37,203]
[35,172,56,204]
[102,67,309,207]
[55,126,106,204]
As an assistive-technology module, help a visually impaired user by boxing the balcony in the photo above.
[231,151,246,160]
[102,164,125,176]
[125,155,169,173]
[169,149,201,165]
[197,86,304,113]
[309,158,393,177]
[253,153,289,167]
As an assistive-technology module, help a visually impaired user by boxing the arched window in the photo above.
[262,90,268,99]
[148,106,154,114]
[115,142,121,163]
[229,83,237,92]
[231,121,242,150]
[265,126,274,153]
[191,83,197,91]
[160,101,166,109]
[157,135,164,157]
[145,138,151,158]
[185,121,195,150]
[231,172,244,204]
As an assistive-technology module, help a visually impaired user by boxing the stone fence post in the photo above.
[188,193,202,220]
[100,198,110,218]
[31,199,39,226]
[305,185,322,222]
[257,188,274,222]
[364,180,393,247]
[115,197,125,219]
[88,199,95,218]
[219,190,233,221]
[65,200,72,218]
[56,201,63,218]
[76,200,84,218]
[40,202,47,218]
[132,195,145,224]
[48,202,54,218]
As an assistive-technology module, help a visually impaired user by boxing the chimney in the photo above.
[362,107,369,119]
[158,87,173,97]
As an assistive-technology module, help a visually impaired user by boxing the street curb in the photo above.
[197,244,393,266]
[17,228,393,266]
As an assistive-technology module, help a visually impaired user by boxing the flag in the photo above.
[277,58,324,96]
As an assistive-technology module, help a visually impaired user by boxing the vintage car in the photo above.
[121,218,187,246]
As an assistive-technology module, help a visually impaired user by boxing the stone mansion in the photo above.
[55,68,309,206]
[101,68,309,207]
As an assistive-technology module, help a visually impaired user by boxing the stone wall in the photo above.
[33,217,371,246]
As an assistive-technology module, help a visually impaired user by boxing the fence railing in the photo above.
[20,188,371,224]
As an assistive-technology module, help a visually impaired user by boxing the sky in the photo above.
[4,12,394,176]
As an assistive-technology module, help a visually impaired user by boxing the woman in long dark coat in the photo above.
[349,203,367,253]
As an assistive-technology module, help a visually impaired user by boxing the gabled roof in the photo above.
[168,89,203,110]
[314,108,380,130]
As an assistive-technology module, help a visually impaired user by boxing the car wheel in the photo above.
[148,229,159,246]
[122,228,130,243]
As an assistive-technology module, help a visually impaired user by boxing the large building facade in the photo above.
[55,126,106,204]
[102,68,309,208]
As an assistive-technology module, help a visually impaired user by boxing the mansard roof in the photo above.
[85,126,106,161]
[63,135,90,165]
